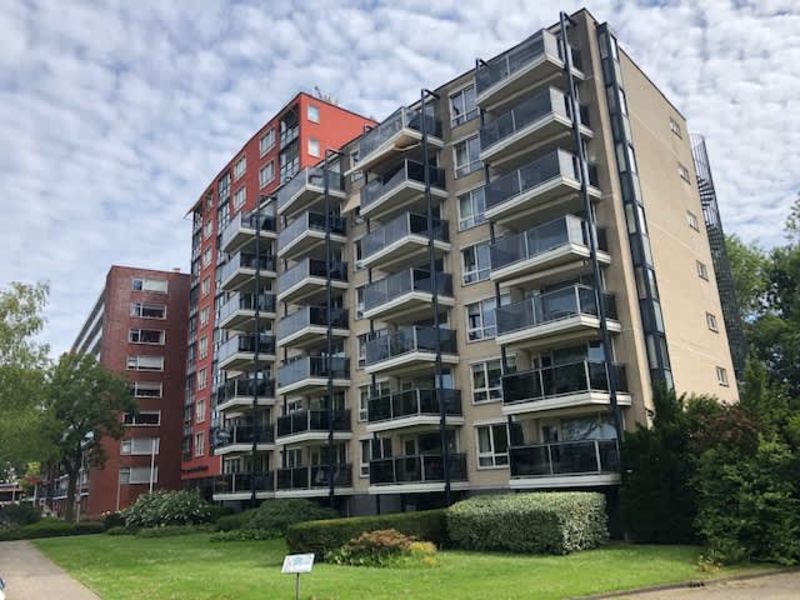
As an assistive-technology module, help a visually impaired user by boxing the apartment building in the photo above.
[211,9,740,513]
[182,93,375,497]
[54,266,189,518]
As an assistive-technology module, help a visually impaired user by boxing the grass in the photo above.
[30,533,772,600]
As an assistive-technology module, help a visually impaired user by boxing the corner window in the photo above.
[307,105,320,123]
[476,424,509,468]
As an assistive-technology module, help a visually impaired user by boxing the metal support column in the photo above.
[323,150,338,507]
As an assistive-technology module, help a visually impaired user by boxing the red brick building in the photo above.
[183,93,374,496]
[59,265,190,518]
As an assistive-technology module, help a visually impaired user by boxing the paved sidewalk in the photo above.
[612,570,800,599]
[0,540,100,599]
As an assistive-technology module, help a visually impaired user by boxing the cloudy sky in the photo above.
[1,0,798,355]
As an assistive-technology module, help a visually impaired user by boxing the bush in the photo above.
[0,518,104,541]
[136,524,214,538]
[210,528,280,542]
[101,511,126,530]
[287,509,447,557]
[447,493,607,555]
[122,490,215,529]
[207,504,233,523]
[327,529,437,568]
[106,526,131,536]
[216,509,258,532]
[0,503,40,527]
[246,499,337,536]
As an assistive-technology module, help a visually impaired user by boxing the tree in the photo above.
[46,353,135,521]
[724,234,768,321]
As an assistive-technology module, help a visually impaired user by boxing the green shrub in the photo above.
[101,511,126,530]
[0,503,40,527]
[216,509,258,532]
[210,528,280,542]
[207,504,233,522]
[447,493,608,555]
[0,518,104,541]
[136,524,214,538]
[287,509,447,557]
[122,490,214,529]
[246,499,337,535]
[327,529,437,568]
[105,526,131,536]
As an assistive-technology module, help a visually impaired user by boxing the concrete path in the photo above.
[0,540,100,599]
[612,570,800,599]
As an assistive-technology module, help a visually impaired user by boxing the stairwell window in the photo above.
[462,240,491,284]
[450,84,478,127]
[458,187,486,230]
[453,134,481,178]
[476,424,509,468]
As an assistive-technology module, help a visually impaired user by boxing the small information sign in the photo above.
[282,553,315,599]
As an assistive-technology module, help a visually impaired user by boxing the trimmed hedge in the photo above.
[136,524,214,538]
[0,503,40,527]
[247,499,337,536]
[215,509,258,532]
[210,528,279,542]
[0,518,105,541]
[286,509,447,557]
[447,492,608,555]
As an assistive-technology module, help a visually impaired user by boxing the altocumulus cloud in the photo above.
[0,0,797,354]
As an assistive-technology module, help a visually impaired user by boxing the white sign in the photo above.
[282,553,315,574]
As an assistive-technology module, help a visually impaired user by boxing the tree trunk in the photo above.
[64,446,82,522]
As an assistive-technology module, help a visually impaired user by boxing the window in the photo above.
[121,438,159,455]
[201,277,211,297]
[696,260,709,281]
[476,424,509,468]
[218,173,231,200]
[119,466,158,485]
[233,156,246,180]
[199,307,210,327]
[126,355,164,371]
[706,312,719,333]
[357,332,372,369]
[669,117,682,138]
[203,220,213,239]
[687,210,699,231]
[129,329,165,345]
[202,247,212,268]
[716,366,729,387]
[233,187,246,210]
[195,398,206,423]
[123,411,161,426]
[453,135,481,177]
[130,382,162,398]
[259,129,275,156]
[678,163,690,182]
[198,336,208,360]
[462,241,491,284]
[350,149,362,182]
[458,187,486,230]
[466,295,508,341]
[132,278,168,293]
[358,381,389,422]
[259,161,275,188]
[308,138,320,157]
[130,303,166,319]
[197,368,208,390]
[194,432,205,457]
[355,286,365,320]
[360,437,391,478]
[450,84,478,126]
[471,356,515,403]
[307,104,320,123]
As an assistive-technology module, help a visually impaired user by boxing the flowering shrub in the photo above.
[326,529,438,568]
[122,490,215,529]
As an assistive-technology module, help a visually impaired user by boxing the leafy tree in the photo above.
[724,234,768,321]
[46,353,135,521]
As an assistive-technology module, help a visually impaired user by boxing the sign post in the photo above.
[281,553,314,600]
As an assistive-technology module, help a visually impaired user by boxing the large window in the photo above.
[123,411,161,426]
[458,187,486,230]
[476,424,509,468]
[233,187,246,210]
[358,381,390,422]
[195,398,206,423]
[130,382,162,398]
[259,161,275,188]
[119,466,158,485]
[259,129,275,156]
[360,437,391,478]
[130,303,166,319]
[132,278,168,293]
[233,156,246,180]
[194,432,205,457]
[199,307,210,327]
[453,135,481,177]
[198,336,208,359]
[126,355,164,371]
[129,328,165,345]
[449,84,478,127]
[462,241,491,284]
[121,438,159,455]
[471,355,515,403]
[466,295,508,341]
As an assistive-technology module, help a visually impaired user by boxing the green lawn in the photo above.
[32,534,769,600]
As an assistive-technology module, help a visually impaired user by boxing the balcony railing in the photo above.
[369,454,467,485]
[496,284,617,337]
[363,269,452,313]
[277,356,350,389]
[216,424,275,447]
[503,360,628,406]
[218,292,276,323]
[277,307,348,341]
[278,258,347,293]
[481,87,568,150]
[359,107,442,160]
[219,253,276,284]
[220,209,276,251]
[365,326,457,366]
[276,409,351,437]
[276,464,352,490]
[361,160,446,210]
[216,376,274,405]
[509,439,619,478]
[218,333,276,363]
[277,166,345,213]
[278,211,347,250]
[361,212,449,261]
[213,472,274,495]
[368,388,462,423]
[280,126,299,148]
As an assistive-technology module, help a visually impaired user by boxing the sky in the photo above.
[1,0,798,356]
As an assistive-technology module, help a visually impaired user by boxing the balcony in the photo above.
[276,356,350,396]
[490,215,609,284]
[365,326,458,376]
[277,211,347,261]
[219,253,277,292]
[277,166,345,218]
[509,439,620,488]
[213,472,274,501]
[217,292,276,332]
[276,409,351,444]
[480,87,591,165]
[484,149,601,225]
[277,258,348,305]
[502,360,631,415]
[216,376,275,414]
[360,160,447,220]
[369,454,468,493]
[220,210,277,254]
[363,270,454,323]
[495,285,620,349]
[276,464,353,496]
[277,307,349,349]
[475,29,579,107]
[218,333,276,372]
[367,388,463,432]
[360,212,450,271]
[355,107,443,174]
[214,424,275,456]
